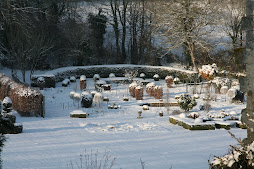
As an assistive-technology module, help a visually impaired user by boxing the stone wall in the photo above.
[0,74,43,116]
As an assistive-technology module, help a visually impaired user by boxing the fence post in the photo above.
[41,95,45,118]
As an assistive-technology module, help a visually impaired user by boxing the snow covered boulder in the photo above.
[81,92,93,108]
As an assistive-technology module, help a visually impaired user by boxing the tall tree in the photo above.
[150,0,220,71]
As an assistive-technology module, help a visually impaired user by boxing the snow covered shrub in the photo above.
[135,86,143,100]
[124,70,138,81]
[70,76,76,82]
[153,74,160,81]
[129,82,138,97]
[188,112,200,119]
[109,73,115,78]
[146,82,155,97]
[154,86,163,99]
[199,63,218,81]
[62,79,70,87]
[212,77,232,91]
[173,77,180,85]
[80,75,86,90]
[93,92,103,107]
[93,74,100,81]
[81,92,93,108]
[209,132,254,169]
[140,73,146,80]
[178,94,197,112]
[2,97,12,113]
[37,77,45,90]
[69,91,75,99]
[220,86,229,95]
[165,76,173,88]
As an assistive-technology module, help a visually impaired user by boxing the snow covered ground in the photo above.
[1,69,247,169]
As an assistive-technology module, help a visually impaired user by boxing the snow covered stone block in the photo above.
[70,110,87,118]
[31,74,56,88]
[13,123,23,134]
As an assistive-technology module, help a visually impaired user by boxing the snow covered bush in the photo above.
[135,86,143,100]
[209,132,254,169]
[124,70,138,81]
[173,77,180,85]
[62,79,70,87]
[80,75,86,90]
[154,86,163,99]
[109,73,115,78]
[153,74,160,81]
[69,91,75,99]
[93,74,100,81]
[140,73,146,80]
[2,97,12,113]
[188,112,200,119]
[177,94,197,112]
[146,82,155,97]
[93,92,103,107]
[129,82,138,97]
[199,63,218,81]
[70,76,76,82]
[165,76,173,88]
[81,92,93,108]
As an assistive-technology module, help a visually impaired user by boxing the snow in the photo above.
[2,97,12,105]
[70,110,86,115]
[1,74,247,169]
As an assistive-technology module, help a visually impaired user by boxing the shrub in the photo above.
[153,74,160,81]
[177,94,197,112]
[81,92,93,108]
[209,132,254,169]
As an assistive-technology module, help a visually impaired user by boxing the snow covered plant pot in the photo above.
[140,73,146,80]
[177,94,197,112]
[173,77,180,85]
[81,92,93,108]
[153,74,160,81]
[93,74,100,81]
[109,73,115,78]
[80,75,86,90]
[165,76,173,88]
[70,76,76,82]
[62,79,70,87]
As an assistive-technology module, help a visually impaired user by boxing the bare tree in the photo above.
[149,0,220,71]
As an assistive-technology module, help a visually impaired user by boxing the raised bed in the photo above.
[70,110,87,118]
[169,116,215,130]
[149,102,179,107]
